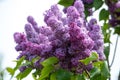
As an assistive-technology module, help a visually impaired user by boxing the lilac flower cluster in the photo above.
[87,19,105,60]
[106,0,120,27]
[14,0,104,73]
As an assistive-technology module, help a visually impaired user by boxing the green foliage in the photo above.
[58,0,74,7]
[80,52,98,65]
[38,57,59,80]
[93,0,103,10]
[56,69,72,80]
[6,56,25,78]
[99,9,109,21]
[104,46,110,60]
[41,57,58,67]
[16,68,32,80]
[6,67,14,76]
[38,66,54,80]
[114,26,120,35]
[90,61,110,80]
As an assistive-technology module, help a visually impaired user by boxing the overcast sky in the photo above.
[0,0,120,80]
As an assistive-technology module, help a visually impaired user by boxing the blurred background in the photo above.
[0,0,120,80]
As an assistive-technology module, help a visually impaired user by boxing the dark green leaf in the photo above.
[58,0,74,7]
[99,9,109,21]
[71,74,86,80]
[39,66,54,80]
[76,74,86,80]
[90,73,106,80]
[93,0,103,10]
[90,67,100,78]
[6,67,14,76]
[56,69,72,80]
[104,46,110,59]
[80,52,98,65]
[41,57,58,67]
[114,26,120,35]
[100,61,110,79]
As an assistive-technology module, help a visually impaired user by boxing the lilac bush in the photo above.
[7,0,112,80]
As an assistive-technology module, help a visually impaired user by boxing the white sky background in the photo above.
[0,0,120,80]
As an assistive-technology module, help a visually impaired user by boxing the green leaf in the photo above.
[90,73,106,80]
[41,57,58,67]
[76,74,86,80]
[93,0,103,10]
[50,72,57,80]
[58,0,74,7]
[6,67,14,76]
[99,9,109,21]
[104,46,110,59]
[93,61,102,69]
[104,32,111,43]
[56,69,72,80]
[100,61,110,79]
[80,52,98,65]
[114,26,120,35]
[14,56,25,71]
[38,66,54,80]
[71,74,86,80]
[90,67,100,78]
[16,68,32,80]
[91,61,110,80]
[102,23,109,33]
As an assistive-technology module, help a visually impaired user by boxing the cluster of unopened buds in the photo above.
[14,0,105,73]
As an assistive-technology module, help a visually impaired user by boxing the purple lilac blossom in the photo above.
[14,0,104,73]
[106,0,120,27]
[87,18,105,60]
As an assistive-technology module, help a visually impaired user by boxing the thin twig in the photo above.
[110,35,119,67]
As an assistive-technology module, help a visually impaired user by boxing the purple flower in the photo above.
[88,18,105,60]
[67,6,80,19]
[54,48,66,60]
[14,0,104,74]
[14,32,26,44]
[19,66,27,72]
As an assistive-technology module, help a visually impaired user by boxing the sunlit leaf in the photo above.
[58,0,74,7]
[41,57,58,67]
[38,66,54,80]
[80,52,98,65]
[6,67,14,76]
[50,72,57,80]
